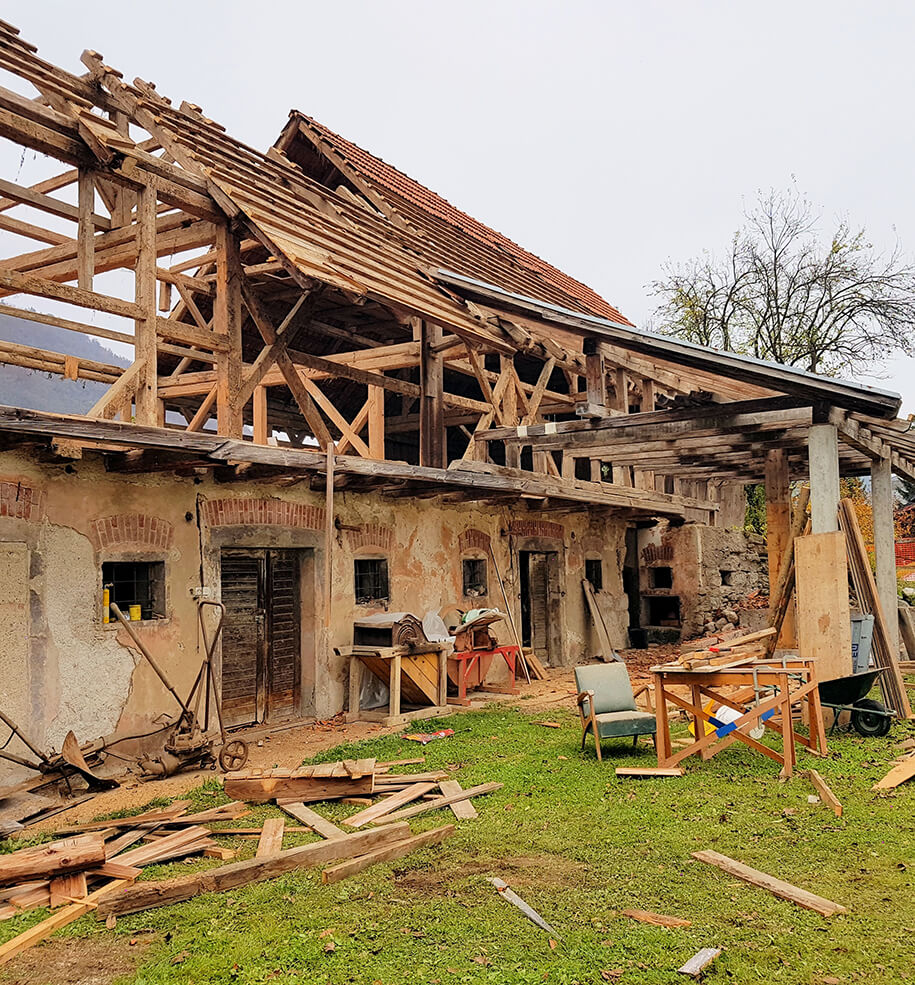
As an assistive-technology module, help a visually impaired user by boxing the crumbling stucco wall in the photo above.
[0,447,630,773]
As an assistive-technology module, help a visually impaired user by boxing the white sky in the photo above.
[5,0,915,412]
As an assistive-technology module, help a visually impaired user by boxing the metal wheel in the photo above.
[851,698,892,737]
[218,739,249,772]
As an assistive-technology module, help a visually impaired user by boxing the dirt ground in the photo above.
[0,935,153,985]
[24,650,671,829]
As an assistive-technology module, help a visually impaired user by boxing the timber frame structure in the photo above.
[0,18,914,641]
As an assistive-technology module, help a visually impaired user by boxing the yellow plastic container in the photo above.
[102,587,110,624]
[128,604,142,621]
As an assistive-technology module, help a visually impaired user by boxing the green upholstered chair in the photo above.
[574,663,656,761]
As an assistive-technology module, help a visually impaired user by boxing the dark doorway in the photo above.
[519,550,560,665]
[220,549,303,727]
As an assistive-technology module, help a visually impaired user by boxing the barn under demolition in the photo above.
[0,17,913,771]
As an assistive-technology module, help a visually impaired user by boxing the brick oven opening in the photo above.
[645,595,681,627]
[649,566,673,589]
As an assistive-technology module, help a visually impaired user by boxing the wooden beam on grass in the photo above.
[691,850,847,916]
[255,817,285,858]
[321,824,454,884]
[95,823,412,918]
[804,769,842,816]
[276,802,345,840]
[374,781,502,823]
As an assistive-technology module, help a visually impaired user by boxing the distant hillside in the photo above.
[0,307,130,414]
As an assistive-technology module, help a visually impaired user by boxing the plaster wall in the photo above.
[0,448,629,775]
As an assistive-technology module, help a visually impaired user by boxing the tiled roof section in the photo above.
[288,113,633,327]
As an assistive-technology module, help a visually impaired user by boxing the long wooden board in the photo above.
[255,818,285,858]
[276,802,345,839]
[691,850,847,916]
[439,780,478,820]
[804,769,842,816]
[0,833,106,885]
[344,783,437,828]
[95,823,411,918]
[377,782,503,823]
[321,825,455,884]
[224,773,374,804]
[872,755,915,791]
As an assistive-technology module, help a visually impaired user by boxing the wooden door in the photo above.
[220,549,302,727]
[528,553,551,663]
[220,551,264,727]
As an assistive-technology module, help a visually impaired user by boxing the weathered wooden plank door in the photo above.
[528,552,551,663]
[220,549,301,726]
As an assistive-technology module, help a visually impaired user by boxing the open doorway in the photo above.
[220,548,310,727]
[519,550,561,665]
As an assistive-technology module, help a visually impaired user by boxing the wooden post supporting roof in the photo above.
[808,423,840,534]
[214,224,243,438]
[134,181,159,425]
[419,320,445,469]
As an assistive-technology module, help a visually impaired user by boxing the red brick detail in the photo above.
[459,527,491,554]
[896,539,915,566]
[89,512,174,552]
[0,478,45,522]
[509,519,563,541]
[203,497,324,531]
[346,523,394,553]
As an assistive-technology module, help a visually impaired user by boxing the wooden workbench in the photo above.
[651,658,827,777]
[340,644,451,727]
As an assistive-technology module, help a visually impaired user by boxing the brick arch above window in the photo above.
[202,498,324,530]
[459,527,491,555]
[89,512,173,552]
[346,522,394,554]
[0,477,45,522]
[509,519,564,541]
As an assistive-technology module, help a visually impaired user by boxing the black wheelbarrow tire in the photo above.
[851,698,892,737]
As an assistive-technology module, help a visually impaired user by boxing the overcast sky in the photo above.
[6,0,915,411]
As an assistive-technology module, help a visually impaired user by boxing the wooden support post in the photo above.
[324,447,334,632]
[389,653,402,718]
[134,182,159,425]
[77,170,94,291]
[872,455,899,655]
[641,377,655,412]
[253,385,268,445]
[808,423,840,534]
[584,345,606,409]
[368,385,385,459]
[419,321,445,468]
[500,354,520,468]
[214,224,244,438]
[765,449,795,646]
[614,367,629,414]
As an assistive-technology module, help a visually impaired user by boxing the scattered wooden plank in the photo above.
[872,755,915,791]
[86,862,142,881]
[344,783,437,828]
[276,802,345,840]
[48,872,87,908]
[615,768,684,779]
[53,801,192,834]
[489,877,556,934]
[113,826,213,867]
[622,909,691,928]
[375,758,425,769]
[321,824,455,884]
[0,833,106,885]
[372,771,448,785]
[255,817,285,858]
[804,770,842,816]
[376,782,503,824]
[203,847,237,861]
[341,798,374,806]
[691,850,847,916]
[209,826,312,836]
[678,947,722,978]
[0,878,130,965]
[224,770,374,803]
[96,824,412,918]
[439,780,478,820]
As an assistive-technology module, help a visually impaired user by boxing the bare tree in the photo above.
[651,187,915,376]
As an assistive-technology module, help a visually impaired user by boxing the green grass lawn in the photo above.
[2,703,914,985]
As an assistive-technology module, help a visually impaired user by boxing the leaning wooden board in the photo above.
[692,850,847,916]
[794,531,852,683]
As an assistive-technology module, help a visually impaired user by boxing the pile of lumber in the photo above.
[0,757,503,964]
[659,628,776,672]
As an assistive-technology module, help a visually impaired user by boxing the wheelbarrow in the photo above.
[818,668,894,737]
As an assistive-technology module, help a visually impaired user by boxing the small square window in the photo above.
[720,569,734,586]
[650,566,673,589]
[102,560,165,620]
[354,558,389,605]
[585,558,603,591]
[462,558,487,597]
